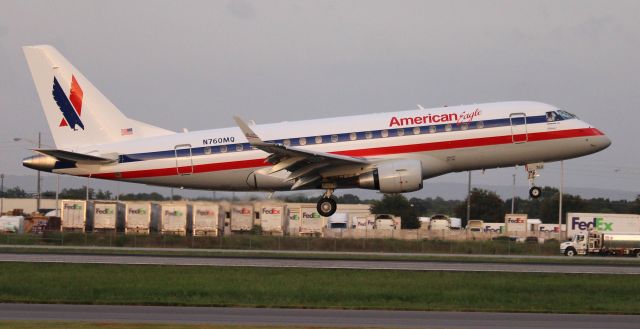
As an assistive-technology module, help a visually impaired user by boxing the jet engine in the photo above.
[357,159,423,193]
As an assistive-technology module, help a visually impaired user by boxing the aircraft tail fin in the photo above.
[23,45,174,150]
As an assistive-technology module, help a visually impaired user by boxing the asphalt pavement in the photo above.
[1,252,639,274]
[1,303,639,328]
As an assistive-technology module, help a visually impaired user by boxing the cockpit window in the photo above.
[557,110,577,120]
[546,111,557,122]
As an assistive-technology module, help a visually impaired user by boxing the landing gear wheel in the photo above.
[529,186,541,199]
[317,197,337,217]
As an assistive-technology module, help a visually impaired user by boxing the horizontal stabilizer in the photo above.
[34,149,116,164]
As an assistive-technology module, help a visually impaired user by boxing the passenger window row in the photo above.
[201,120,487,155]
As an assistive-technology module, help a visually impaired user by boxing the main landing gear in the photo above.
[526,162,543,199]
[317,188,337,217]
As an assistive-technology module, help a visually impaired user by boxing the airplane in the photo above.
[21,45,611,217]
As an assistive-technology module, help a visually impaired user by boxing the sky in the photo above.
[0,0,638,199]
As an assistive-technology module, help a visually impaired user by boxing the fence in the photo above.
[0,230,561,256]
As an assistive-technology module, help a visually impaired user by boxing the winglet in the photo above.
[234,116,266,146]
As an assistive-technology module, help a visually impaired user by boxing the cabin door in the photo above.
[509,113,528,143]
[174,144,194,175]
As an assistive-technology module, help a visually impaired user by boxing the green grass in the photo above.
[1,262,639,314]
[0,232,562,255]
[0,322,359,329]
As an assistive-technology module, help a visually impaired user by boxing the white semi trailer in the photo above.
[567,213,640,238]
[561,232,640,257]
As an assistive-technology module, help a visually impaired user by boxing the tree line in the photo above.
[2,185,638,229]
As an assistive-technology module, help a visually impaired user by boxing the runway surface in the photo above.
[1,252,640,274]
[1,303,639,328]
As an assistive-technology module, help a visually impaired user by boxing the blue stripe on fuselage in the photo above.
[118,114,554,164]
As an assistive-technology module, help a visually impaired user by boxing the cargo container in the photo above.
[258,204,286,234]
[87,201,120,232]
[561,232,640,257]
[328,213,348,229]
[534,223,561,233]
[151,203,187,235]
[229,204,254,232]
[300,206,324,235]
[25,215,49,234]
[566,213,640,238]
[429,214,450,231]
[418,217,430,229]
[505,214,527,233]
[189,203,223,236]
[466,220,484,232]
[0,216,24,233]
[374,214,400,230]
[483,223,505,233]
[353,216,374,230]
[60,200,86,232]
[124,202,151,234]
[449,217,462,230]
[527,219,542,232]
[287,206,301,235]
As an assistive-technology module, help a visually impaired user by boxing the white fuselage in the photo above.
[53,101,610,191]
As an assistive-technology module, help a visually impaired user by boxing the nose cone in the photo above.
[22,154,57,172]
[592,129,612,152]
[587,128,611,153]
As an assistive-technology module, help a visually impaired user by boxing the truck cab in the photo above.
[560,232,601,256]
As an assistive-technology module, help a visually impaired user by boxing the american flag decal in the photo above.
[121,128,133,135]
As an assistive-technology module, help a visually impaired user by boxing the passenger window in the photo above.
[204,146,212,155]
[220,145,227,153]
[476,121,484,129]
[381,130,389,138]
[236,144,244,152]
[429,126,436,133]
[445,124,452,132]
[349,132,357,141]
[299,137,307,146]
[397,128,405,136]
[283,139,291,146]
[365,131,373,139]
[413,127,420,135]
[315,136,323,144]
[331,134,338,143]
[461,123,468,131]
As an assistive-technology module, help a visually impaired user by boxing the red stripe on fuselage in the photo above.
[89,128,603,180]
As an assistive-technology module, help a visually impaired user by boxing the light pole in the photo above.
[559,160,564,239]
[86,177,90,201]
[55,174,60,216]
[13,133,48,213]
[511,173,516,213]
[36,132,41,212]
[1,173,4,215]
[466,171,471,224]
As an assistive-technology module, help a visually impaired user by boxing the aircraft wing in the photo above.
[234,116,372,190]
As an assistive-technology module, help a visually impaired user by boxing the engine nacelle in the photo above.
[358,160,423,193]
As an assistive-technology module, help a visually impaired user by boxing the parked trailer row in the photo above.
[58,200,226,236]
[54,200,372,236]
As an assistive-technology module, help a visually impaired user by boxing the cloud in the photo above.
[226,0,255,19]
